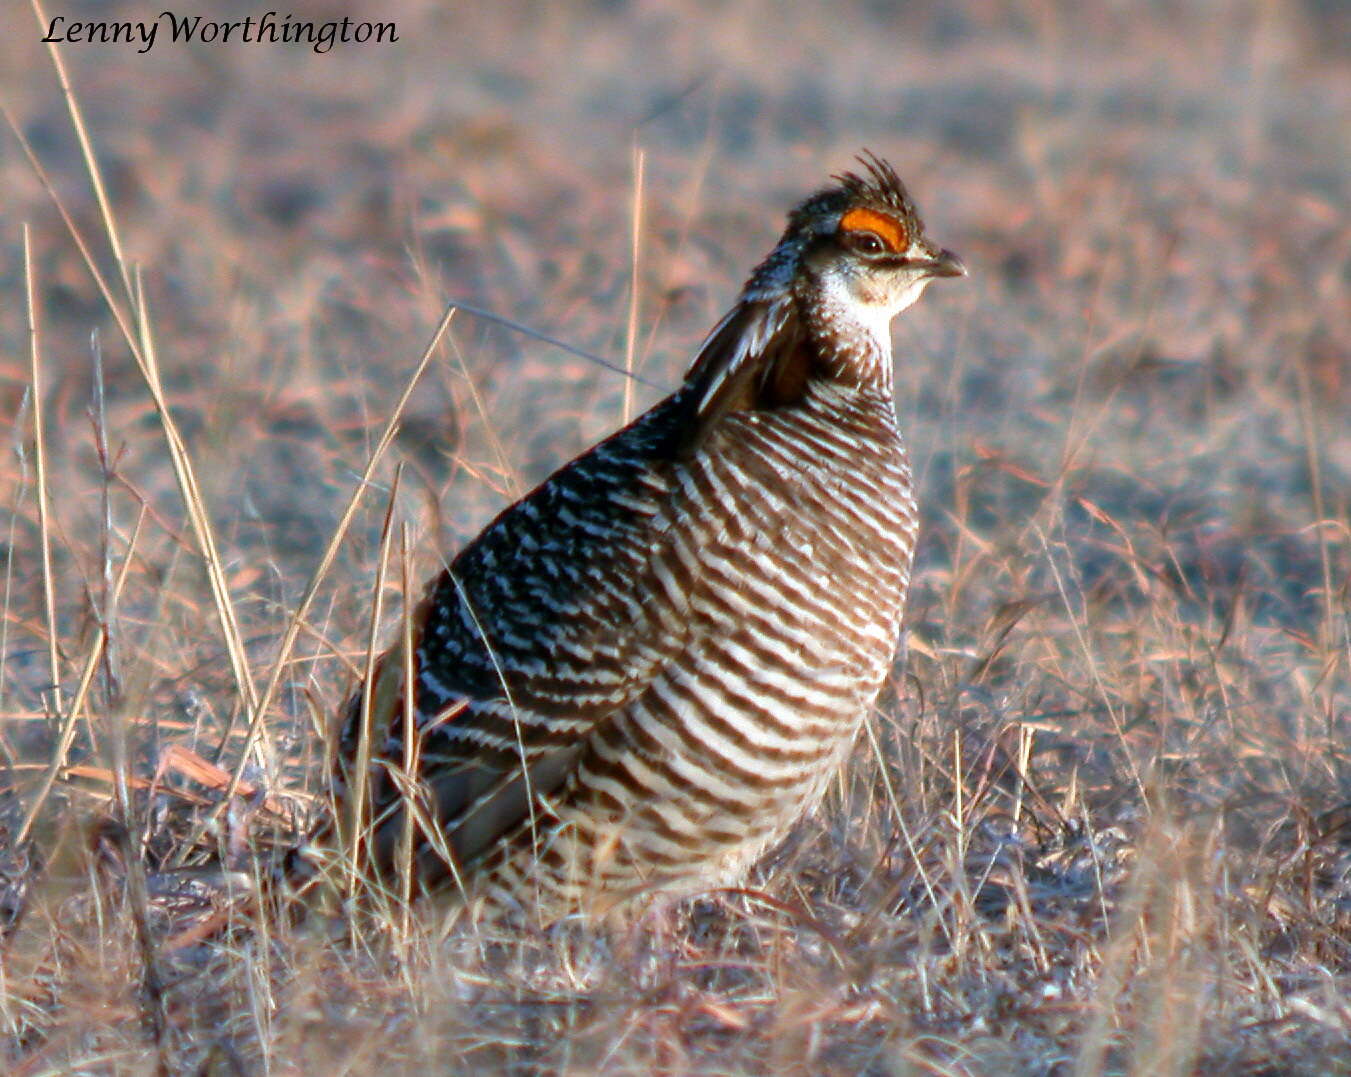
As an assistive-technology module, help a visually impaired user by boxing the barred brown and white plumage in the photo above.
[317,153,965,922]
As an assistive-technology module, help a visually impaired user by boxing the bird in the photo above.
[315,152,965,924]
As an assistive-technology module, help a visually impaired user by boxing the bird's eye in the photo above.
[845,230,886,256]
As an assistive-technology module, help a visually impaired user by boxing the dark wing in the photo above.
[336,394,689,878]
[337,293,807,881]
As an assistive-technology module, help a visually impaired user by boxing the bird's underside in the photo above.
[316,153,962,924]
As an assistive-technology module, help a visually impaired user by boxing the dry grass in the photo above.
[2,0,1348,1073]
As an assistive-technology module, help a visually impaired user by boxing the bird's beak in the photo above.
[922,248,967,279]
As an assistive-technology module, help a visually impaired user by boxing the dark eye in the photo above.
[845,230,886,256]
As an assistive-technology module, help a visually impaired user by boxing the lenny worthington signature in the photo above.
[41,11,399,54]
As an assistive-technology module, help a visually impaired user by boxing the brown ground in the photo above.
[1,0,1348,1073]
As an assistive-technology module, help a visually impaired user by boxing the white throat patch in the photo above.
[820,273,932,351]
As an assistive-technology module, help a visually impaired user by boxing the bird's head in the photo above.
[747,152,966,346]
[680,153,966,439]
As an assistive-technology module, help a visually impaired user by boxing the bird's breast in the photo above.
[649,402,917,679]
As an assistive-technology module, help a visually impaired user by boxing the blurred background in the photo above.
[1,1,1348,1070]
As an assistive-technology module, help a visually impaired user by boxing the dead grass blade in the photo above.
[346,462,405,900]
[28,0,133,301]
[6,60,263,747]
[623,145,645,424]
[22,226,62,725]
[225,304,454,814]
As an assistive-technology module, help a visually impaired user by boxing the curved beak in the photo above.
[922,248,967,279]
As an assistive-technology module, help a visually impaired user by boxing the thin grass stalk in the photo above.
[92,340,170,1074]
[450,574,538,856]
[347,464,405,904]
[132,275,263,734]
[444,331,520,502]
[1033,522,1147,802]
[639,112,718,366]
[224,309,452,813]
[90,334,118,700]
[860,712,951,949]
[0,390,33,718]
[398,522,419,939]
[3,107,264,745]
[434,296,660,389]
[23,226,62,725]
[16,510,144,844]
[623,145,645,424]
[28,0,133,301]
[1292,353,1338,673]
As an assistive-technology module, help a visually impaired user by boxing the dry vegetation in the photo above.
[2,0,1349,1073]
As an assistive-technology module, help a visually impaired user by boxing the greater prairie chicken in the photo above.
[322,153,965,922]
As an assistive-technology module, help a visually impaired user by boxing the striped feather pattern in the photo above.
[322,154,960,922]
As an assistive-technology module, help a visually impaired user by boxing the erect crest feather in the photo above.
[831,150,920,222]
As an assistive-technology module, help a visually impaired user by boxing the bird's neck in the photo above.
[796,285,897,400]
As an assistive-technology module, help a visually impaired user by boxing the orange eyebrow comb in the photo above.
[839,207,908,252]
